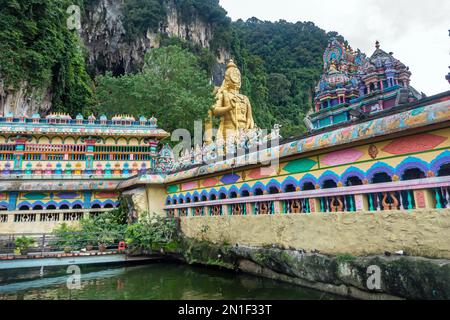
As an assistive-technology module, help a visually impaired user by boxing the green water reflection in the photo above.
[0,263,343,300]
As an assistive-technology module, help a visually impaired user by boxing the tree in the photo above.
[0,0,93,114]
[94,45,215,135]
[268,73,291,106]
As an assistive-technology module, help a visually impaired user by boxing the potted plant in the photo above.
[64,246,72,254]
[15,236,36,256]
[98,243,107,253]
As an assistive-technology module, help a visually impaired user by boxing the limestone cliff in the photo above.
[0,0,229,116]
[81,0,228,81]
[0,80,52,117]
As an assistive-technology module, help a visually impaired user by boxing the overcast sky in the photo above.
[220,0,450,96]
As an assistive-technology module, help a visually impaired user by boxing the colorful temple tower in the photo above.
[308,39,422,130]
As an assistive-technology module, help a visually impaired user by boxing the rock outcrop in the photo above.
[177,238,450,300]
[0,80,52,117]
[81,0,227,81]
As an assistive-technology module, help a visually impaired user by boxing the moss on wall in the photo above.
[179,210,450,259]
[173,237,450,300]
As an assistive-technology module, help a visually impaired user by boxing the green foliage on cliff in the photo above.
[174,0,231,50]
[123,0,167,38]
[94,45,214,134]
[0,0,93,114]
[0,0,344,138]
[121,0,231,49]
[101,2,346,137]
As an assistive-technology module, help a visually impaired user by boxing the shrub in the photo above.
[15,236,36,254]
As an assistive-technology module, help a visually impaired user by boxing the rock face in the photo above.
[81,0,150,76]
[81,0,227,83]
[0,80,52,117]
[178,238,450,300]
[1,0,228,116]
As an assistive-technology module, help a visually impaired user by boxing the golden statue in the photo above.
[205,60,255,143]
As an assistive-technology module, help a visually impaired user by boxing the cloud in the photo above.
[220,0,450,95]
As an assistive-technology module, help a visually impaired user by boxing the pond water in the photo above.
[0,263,343,300]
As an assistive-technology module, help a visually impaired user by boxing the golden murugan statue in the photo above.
[205,60,255,143]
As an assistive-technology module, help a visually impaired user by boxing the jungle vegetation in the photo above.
[0,0,345,137]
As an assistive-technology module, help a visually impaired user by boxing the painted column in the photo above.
[414,190,435,209]
[12,136,28,173]
[83,191,92,210]
[83,137,98,175]
[274,201,282,214]
[145,139,159,172]
[8,192,19,211]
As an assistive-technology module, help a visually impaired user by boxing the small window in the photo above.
[402,168,425,181]
[241,190,250,197]
[269,186,279,195]
[302,182,315,191]
[284,184,296,193]
[372,172,392,184]
[346,176,363,187]
[254,188,264,196]
[438,163,450,177]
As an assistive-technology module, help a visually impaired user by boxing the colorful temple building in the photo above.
[0,39,449,242]
[0,113,169,233]
[307,40,422,130]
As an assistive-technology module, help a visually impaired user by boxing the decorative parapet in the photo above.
[164,95,450,183]
[164,176,450,210]
[0,113,169,138]
[0,174,166,192]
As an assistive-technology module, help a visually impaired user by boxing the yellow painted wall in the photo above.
[180,209,450,259]
[0,219,80,234]
[168,127,450,195]
[123,185,167,217]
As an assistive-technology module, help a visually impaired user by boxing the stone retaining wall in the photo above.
[180,209,450,259]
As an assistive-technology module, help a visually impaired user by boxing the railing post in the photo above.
[356,194,367,211]
[274,201,282,215]
[435,188,443,209]
[310,198,320,213]
[407,191,414,210]
[445,187,450,209]
[413,189,435,209]
[221,204,229,216]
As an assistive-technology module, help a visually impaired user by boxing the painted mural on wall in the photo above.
[162,99,450,185]
[165,127,450,204]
